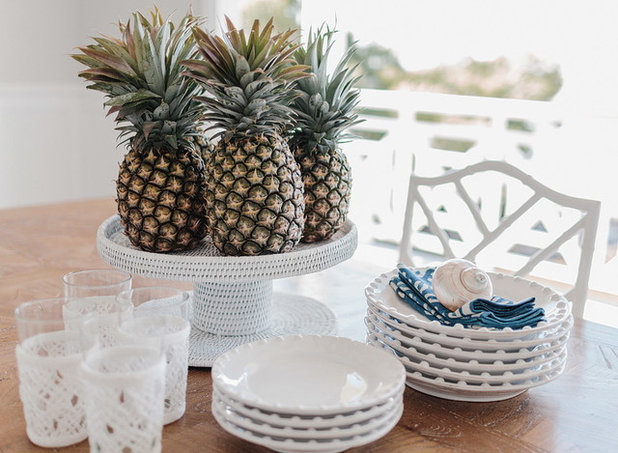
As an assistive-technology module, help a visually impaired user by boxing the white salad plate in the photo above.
[211,396,403,453]
[365,269,571,340]
[211,335,406,416]
[365,308,574,357]
[213,389,402,429]
[367,305,573,351]
[364,314,570,363]
[213,394,403,440]
[403,362,567,402]
[368,332,568,384]
[405,352,567,385]
[366,318,568,374]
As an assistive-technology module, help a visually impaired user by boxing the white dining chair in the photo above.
[399,160,601,318]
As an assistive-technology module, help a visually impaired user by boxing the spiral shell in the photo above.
[432,259,493,311]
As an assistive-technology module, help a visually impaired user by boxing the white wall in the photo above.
[0,0,217,209]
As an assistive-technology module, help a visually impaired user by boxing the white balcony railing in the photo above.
[346,89,618,301]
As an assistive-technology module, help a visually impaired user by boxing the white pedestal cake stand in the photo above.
[96,215,358,367]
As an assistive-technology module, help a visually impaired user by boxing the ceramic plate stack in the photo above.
[211,335,406,452]
[364,269,573,402]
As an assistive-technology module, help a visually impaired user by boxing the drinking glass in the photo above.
[117,286,190,320]
[118,287,191,424]
[78,303,133,351]
[62,269,133,346]
[80,344,166,453]
[14,298,88,447]
[63,269,131,299]
[119,315,190,424]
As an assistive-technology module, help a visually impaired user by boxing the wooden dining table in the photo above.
[1,198,617,452]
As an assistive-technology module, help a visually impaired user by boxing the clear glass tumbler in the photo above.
[119,315,190,425]
[80,344,166,453]
[118,287,191,424]
[62,269,133,347]
[117,286,190,320]
[63,269,131,299]
[14,298,88,447]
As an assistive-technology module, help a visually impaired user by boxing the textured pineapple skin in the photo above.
[116,146,208,252]
[205,134,305,256]
[293,144,352,243]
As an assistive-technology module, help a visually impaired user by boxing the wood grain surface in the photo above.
[0,199,616,452]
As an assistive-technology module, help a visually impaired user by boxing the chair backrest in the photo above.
[399,160,600,317]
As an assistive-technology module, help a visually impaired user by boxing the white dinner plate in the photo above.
[366,316,568,374]
[213,394,403,440]
[365,270,571,340]
[213,388,402,429]
[404,362,567,402]
[368,305,573,351]
[211,395,403,453]
[364,313,569,363]
[366,310,570,361]
[368,331,568,384]
[212,335,406,415]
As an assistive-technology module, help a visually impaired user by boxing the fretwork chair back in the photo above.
[399,160,600,318]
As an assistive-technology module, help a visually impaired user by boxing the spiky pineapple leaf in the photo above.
[92,36,138,73]
[104,89,160,106]
[182,16,309,139]
[78,47,136,76]
[288,25,363,152]
[73,9,205,152]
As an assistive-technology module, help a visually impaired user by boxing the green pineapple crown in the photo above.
[182,17,309,142]
[289,25,362,153]
[72,8,205,153]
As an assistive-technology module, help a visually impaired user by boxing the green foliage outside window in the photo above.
[238,1,562,101]
[346,34,562,101]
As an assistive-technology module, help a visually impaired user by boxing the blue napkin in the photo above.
[388,265,545,329]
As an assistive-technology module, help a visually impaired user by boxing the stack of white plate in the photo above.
[211,335,406,452]
[365,269,573,402]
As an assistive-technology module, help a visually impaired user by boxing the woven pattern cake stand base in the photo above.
[97,216,357,366]
[189,293,337,366]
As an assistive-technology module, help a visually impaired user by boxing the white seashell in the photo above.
[432,259,493,311]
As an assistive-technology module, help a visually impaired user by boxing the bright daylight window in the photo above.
[224,0,618,327]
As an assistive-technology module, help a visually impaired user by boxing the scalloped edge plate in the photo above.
[368,303,573,351]
[404,362,567,402]
[368,304,573,352]
[211,395,403,453]
[365,315,568,373]
[365,269,571,339]
[213,388,401,430]
[368,330,568,384]
[213,393,403,440]
[212,335,406,415]
[364,313,569,362]
[371,338,567,391]
[402,361,567,392]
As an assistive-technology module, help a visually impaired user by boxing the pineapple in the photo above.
[182,18,308,256]
[289,27,362,242]
[72,9,209,252]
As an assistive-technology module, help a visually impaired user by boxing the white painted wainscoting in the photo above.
[0,0,216,209]
[0,86,120,208]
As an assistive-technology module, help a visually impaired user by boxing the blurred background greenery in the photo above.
[238,0,562,101]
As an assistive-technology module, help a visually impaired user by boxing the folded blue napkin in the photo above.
[388,265,545,329]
